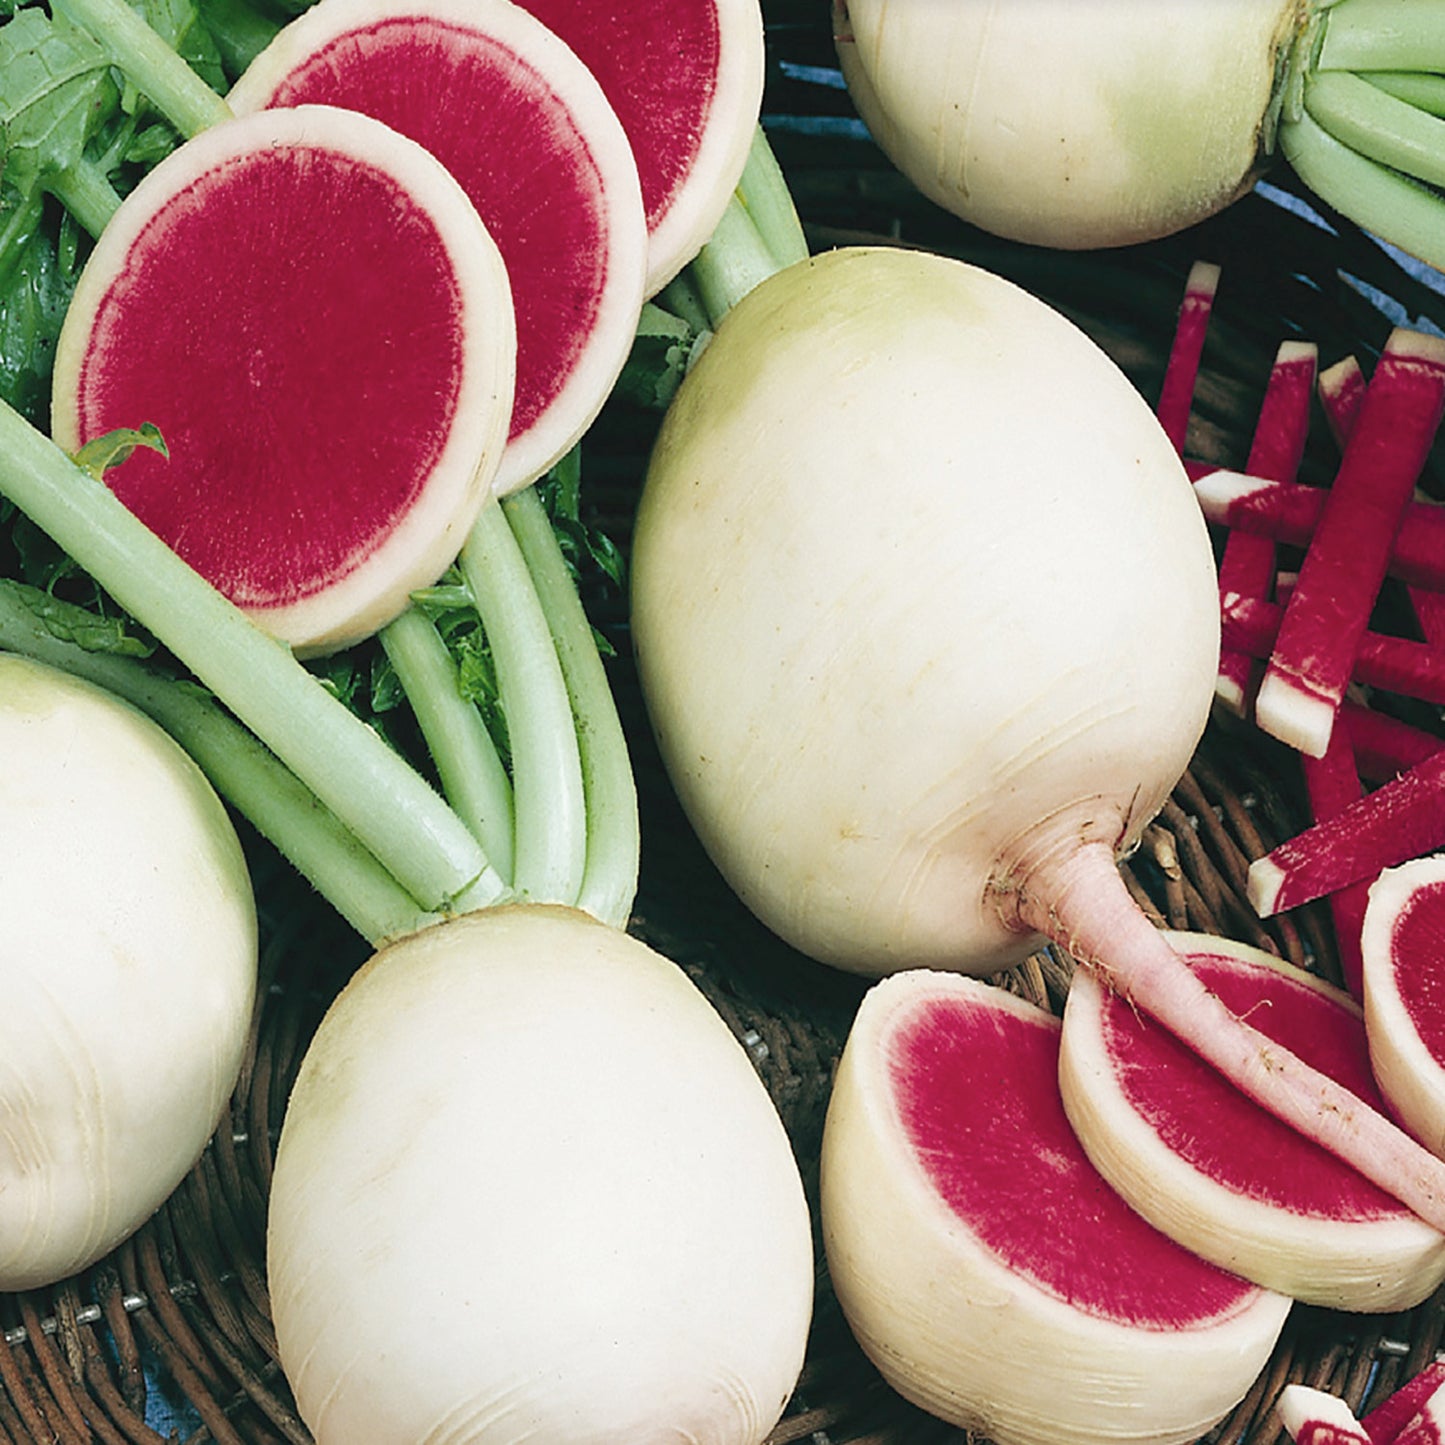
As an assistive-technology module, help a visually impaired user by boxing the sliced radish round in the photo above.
[1060,931,1445,1313]
[511,0,765,295]
[228,0,647,497]
[51,104,515,656]
[1362,855,1445,1157]
[820,970,1291,1445]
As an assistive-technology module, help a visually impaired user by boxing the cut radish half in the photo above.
[1362,856,1445,1156]
[50,105,515,655]
[227,0,646,497]
[1059,932,1445,1313]
[510,0,766,295]
[820,971,1291,1445]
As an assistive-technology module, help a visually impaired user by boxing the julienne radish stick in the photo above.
[1248,747,1445,917]
[1221,594,1445,706]
[1213,340,1318,714]
[1155,260,1220,455]
[1321,352,1445,649]
[1363,1364,1445,1445]
[1254,328,1445,757]
[1344,701,1444,784]
[1192,470,1445,594]
[1299,717,1369,997]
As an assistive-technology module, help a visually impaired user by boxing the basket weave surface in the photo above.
[7,4,1445,1442]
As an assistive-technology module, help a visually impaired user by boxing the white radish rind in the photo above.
[832,0,1296,252]
[1059,931,1445,1313]
[0,656,257,1291]
[1275,1384,1371,1444]
[631,245,1219,978]
[228,0,647,497]
[821,971,1291,1445]
[267,904,813,1445]
[1362,856,1445,1157]
[515,0,767,296]
[51,104,516,656]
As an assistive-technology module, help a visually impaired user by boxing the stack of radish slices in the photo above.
[51,0,766,654]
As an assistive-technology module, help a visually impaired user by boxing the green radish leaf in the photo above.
[125,0,228,101]
[71,420,168,479]
[0,193,79,425]
[3,576,155,657]
[0,8,119,196]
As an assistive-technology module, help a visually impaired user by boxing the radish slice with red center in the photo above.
[227,0,646,497]
[50,105,515,656]
[820,970,1291,1445]
[1362,856,1445,1157]
[511,0,765,295]
[1059,931,1445,1313]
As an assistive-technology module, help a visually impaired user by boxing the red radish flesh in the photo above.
[1193,471,1445,594]
[1362,856,1445,1156]
[1155,260,1219,455]
[1364,1365,1445,1445]
[1213,340,1317,713]
[1221,594,1445,708]
[1346,701,1445,785]
[228,0,646,497]
[512,0,765,295]
[1301,720,1370,997]
[820,970,1291,1445]
[1249,753,1445,917]
[1254,329,1445,757]
[1060,932,1445,1312]
[50,105,515,655]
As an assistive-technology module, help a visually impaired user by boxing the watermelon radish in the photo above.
[227,0,648,498]
[49,103,516,656]
[1059,931,1445,1313]
[820,969,1292,1445]
[510,0,766,297]
[1361,855,1445,1157]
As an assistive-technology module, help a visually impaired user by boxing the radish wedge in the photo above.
[512,0,765,296]
[820,971,1291,1445]
[1060,932,1445,1313]
[1362,856,1445,1156]
[228,0,647,497]
[50,104,516,655]
[1254,329,1445,757]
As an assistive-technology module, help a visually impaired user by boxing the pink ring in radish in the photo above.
[227,0,647,500]
[50,104,516,656]
[512,0,765,296]
[1060,931,1445,1314]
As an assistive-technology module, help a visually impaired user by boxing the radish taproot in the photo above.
[1361,856,1445,1156]
[511,0,766,296]
[629,242,1445,1231]
[820,970,1292,1445]
[0,653,257,1290]
[49,102,516,656]
[832,0,1445,270]
[227,0,647,498]
[266,904,813,1445]
[1060,932,1445,1313]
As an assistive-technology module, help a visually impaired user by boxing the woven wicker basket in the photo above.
[7,5,1445,1442]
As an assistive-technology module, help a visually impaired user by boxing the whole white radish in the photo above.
[0,653,257,1289]
[832,0,1445,271]
[629,243,1445,1232]
[266,903,813,1445]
